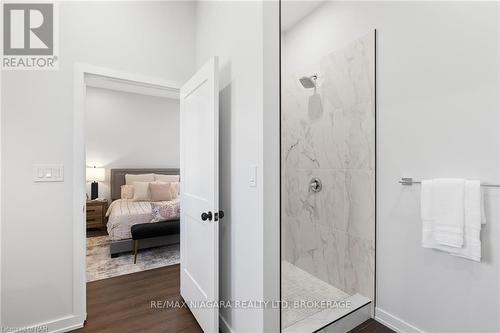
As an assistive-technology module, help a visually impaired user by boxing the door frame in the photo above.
[72,63,182,324]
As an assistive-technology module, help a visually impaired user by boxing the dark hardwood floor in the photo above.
[74,264,202,333]
[76,263,393,333]
[349,319,395,333]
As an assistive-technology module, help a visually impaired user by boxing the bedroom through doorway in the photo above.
[82,69,182,282]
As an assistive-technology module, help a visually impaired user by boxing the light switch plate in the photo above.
[34,164,64,182]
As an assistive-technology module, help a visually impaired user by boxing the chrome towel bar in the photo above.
[399,177,500,188]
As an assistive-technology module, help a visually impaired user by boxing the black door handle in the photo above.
[201,211,213,221]
[214,210,225,221]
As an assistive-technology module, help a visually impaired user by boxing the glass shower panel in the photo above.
[281,32,376,332]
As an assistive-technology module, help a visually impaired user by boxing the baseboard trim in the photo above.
[375,307,425,333]
[219,314,235,333]
[11,314,84,333]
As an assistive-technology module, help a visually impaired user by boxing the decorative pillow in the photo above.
[150,182,173,202]
[132,181,150,201]
[151,199,180,222]
[125,173,155,185]
[150,181,179,199]
[121,185,134,199]
[154,174,180,183]
[170,182,180,199]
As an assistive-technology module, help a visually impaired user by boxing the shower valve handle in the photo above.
[310,178,322,193]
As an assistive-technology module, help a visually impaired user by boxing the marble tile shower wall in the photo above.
[282,33,375,300]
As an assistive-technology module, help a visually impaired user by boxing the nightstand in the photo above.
[86,200,108,230]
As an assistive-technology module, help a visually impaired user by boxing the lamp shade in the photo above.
[86,167,105,182]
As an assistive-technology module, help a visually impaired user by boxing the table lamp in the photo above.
[86,166,105,200]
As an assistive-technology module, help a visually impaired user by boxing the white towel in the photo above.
[421,180,436,247]
[481,190,487,225]
[421,179,484,262]
[457,180,483,261]
[422,178,465,248]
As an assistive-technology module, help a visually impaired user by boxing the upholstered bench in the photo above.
[131,220,180,264]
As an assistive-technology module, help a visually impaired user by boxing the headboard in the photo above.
[110,168,180,201]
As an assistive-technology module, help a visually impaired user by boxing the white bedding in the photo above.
[106,198,180,241]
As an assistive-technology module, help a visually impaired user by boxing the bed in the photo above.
[106,168,180,257]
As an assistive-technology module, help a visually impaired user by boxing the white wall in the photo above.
[283,1,500,332]
[195,1,280,332]
[85,87,179,201]
[1,1,195,330]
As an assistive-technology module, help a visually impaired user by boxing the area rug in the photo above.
[86,235,180,282]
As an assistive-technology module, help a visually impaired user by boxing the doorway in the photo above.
[73,64,184,322]
[73,60,221,332]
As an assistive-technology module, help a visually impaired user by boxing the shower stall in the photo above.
[281,28,376,332]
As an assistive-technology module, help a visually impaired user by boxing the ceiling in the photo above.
[281,0,326,32]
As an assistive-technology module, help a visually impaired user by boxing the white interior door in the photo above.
[180,57,219,333]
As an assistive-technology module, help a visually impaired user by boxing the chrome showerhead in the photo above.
[299,74,318,89]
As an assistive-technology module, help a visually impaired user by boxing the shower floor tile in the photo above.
[282,261,351,329]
